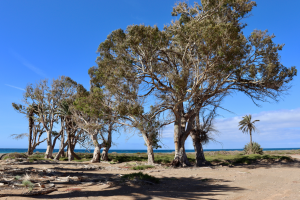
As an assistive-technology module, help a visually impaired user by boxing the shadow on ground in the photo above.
[26,173,245,200]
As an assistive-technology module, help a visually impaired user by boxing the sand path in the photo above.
[1,155,300,200]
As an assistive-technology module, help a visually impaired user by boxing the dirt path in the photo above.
[1,156,300,200]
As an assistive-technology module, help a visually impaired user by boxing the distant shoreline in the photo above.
[0,148,299,154]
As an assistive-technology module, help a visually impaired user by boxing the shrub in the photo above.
[244,142,263,155]
[22,180,35,191]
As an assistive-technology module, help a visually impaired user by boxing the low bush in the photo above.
[244,142,263,155]
[22,180,34,191]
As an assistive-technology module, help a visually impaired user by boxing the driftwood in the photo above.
[0,188,57,197]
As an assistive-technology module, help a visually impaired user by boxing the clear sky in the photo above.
[1,0,299,150]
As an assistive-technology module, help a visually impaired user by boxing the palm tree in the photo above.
[238,115,260,153]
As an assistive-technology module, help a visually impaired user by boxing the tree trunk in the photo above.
[45,131,53,159]
[147,144,154,165]
[250,130,253,154]
[91,134,101,163]
[190,130,206,166]
[142,132,154,165]
[54,141,68,161]
[58,117,65,159]
[68,143,74,161]
[172,118,190,167]
[27,110,34,155]
[101,147,109,161]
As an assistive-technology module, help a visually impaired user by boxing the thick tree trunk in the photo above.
[91,145,101,163]
[142,132,154,165]
[101,147,109,161]
[190,131,206,166]
[27,147,34,155]
[45,131,53,159]
[91,134,101,163]
[172,118,190,167]
[68,144,74,161]
[147,144,154,165]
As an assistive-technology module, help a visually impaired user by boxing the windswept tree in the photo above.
[238,114,260,153]
[24,76,78,158]
[90,0,296,166]
[11,103,47,155]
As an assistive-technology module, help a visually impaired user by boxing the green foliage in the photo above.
[27,153,46,162]
[122,172,159,184]
[14,175,21,180]
[3,153,28,160]
[239,115,260,135]
[22,180,34,190]
[244,142,263,155]
[131,165,155,170]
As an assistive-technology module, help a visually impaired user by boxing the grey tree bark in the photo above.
[141,132,154,165]
[53,141,68,161]
[190,130,206,166]
[91,134,103,163]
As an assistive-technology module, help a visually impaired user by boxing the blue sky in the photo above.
[0,0,299,150]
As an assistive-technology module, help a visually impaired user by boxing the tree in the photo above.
[57,100,81,161]
[12,103,40,155]
[24,76,78,158]
[72,86,108,163]
[90,0,297,166]
[11,104,47,155]
[238,114,259,154]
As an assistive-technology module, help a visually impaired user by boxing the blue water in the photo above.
[0,148,299,154]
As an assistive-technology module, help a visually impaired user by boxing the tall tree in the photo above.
[238,114,259,154]
[90,0,297,166]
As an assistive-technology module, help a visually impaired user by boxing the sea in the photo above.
[0,148,299,154]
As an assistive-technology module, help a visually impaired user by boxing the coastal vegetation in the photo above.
[10,0,297,168]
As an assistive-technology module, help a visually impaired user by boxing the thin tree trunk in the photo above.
[190,130,206,166]
[54,141,68,161]
[27,110,34,155]
[58,117,65,159]
[250,130,253,154]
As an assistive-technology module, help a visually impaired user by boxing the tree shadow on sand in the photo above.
[27,173,245,200]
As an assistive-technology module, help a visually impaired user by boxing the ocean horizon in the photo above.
[0,148,299,154]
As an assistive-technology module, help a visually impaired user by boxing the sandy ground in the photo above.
[1,155,300,200]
